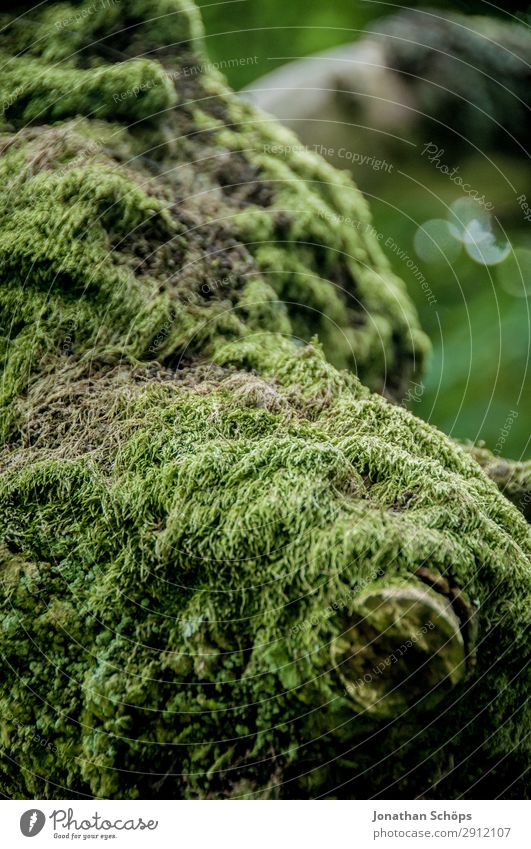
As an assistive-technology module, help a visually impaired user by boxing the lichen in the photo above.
[0,0,529,801]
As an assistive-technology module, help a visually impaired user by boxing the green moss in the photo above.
[463,443,531,522]
[0,349,529,798]
[0,1,205,65]
[0,54,177,126]
[0,0,429,404]
[0,0,529,801]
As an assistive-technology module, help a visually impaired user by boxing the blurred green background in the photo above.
[197,0,530,459]
[197,0,530,89]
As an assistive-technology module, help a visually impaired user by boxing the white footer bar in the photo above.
[2,799,527,848]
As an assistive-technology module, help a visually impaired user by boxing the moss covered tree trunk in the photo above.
[0,1,529,800]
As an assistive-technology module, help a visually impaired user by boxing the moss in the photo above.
[0,0,529,801]
[463,443,531,522]
[0,0,429,405]
[0,1,205,65]
[0,349,529,799]
[0,53,177,126]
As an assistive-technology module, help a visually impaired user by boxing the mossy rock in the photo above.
[0,1,529,800]
[372,8,531,156]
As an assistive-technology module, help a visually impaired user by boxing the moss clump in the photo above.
[0,0,428,418]
[463,443,531,523]
[0,53,178,125]
[0,0,529,800]
[1,345,529,799]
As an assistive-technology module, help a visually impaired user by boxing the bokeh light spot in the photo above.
[414,219,462,264]
[497,248,531,297]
